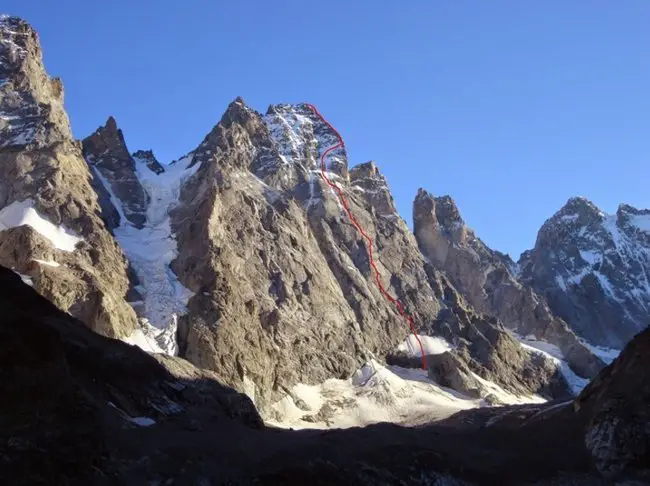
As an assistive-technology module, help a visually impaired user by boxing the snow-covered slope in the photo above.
[267,358,545,430]
[519,197,650,349]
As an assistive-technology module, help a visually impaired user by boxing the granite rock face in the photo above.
[82,117,149,229]
[575,326,650,481]
[169,99,570,408]
[519,197,650,349]
[0,16,136,338]
[413,189,604,380]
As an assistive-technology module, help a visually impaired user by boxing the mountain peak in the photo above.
[413,189,468,257]
[349,161,379,179]
[220,96,257,128]
[349,161,396,215]
[414,189,465,230]
[0,15,72,147]
[557,196,604,221]
[82,116,131,163]
[261,102,348,177]
[617,203,649,216]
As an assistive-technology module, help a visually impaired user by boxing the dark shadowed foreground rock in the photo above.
[2,264,647,485]
[575,326,650,481]
[0,265,261,485]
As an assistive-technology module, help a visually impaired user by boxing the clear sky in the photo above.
[4,1,649,258]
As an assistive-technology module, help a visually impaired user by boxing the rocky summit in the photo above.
[519,197,650,349]
[1,14,649,485]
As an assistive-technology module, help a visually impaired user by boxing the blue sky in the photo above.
[4,1,649,257]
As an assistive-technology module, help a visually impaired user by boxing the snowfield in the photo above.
[265,334,548,430]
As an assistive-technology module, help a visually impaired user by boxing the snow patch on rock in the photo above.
[0,199,83,251]
[266,358,548,430]
[398,334,453,357]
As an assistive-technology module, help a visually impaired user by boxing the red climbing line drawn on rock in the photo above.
[304,103,428,370]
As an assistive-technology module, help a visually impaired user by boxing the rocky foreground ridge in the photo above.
[1,264,648,484]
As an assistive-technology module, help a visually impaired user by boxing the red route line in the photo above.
[305,103,428,370]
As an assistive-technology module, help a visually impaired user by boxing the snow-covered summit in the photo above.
[263,102,348,176]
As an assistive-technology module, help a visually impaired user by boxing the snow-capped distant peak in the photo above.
[520,198,650,349]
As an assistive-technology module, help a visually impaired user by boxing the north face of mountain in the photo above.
[519,197,650,349]
[413,189,604,382]
[0,16,137,338]
[575,326,650,480]
[169,98,572,411]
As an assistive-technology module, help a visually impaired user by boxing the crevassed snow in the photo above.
[123,326,165,354]
[266,359,546,430]
[93,154,200,355]
[266,360,477,429]
[0,199,83,252]
[398,334,453,357]
[469,372,547,405]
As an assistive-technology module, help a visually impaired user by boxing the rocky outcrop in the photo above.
[82,117,149,228]
[424,277,570,399]
[519,197,650,349]
[575,326,650,481]
[413,189,604,380]
[0,16,136,338]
